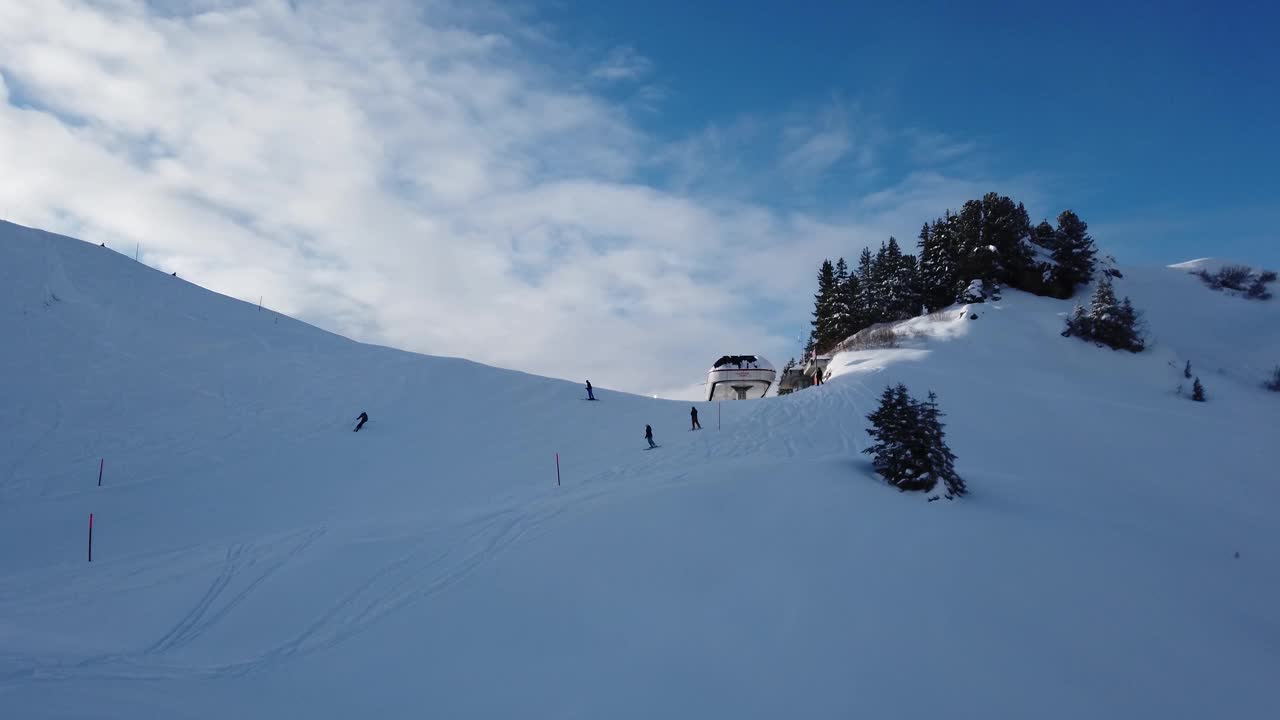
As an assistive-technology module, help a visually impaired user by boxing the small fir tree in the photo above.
[1184,360,1192,379]
[1063,276,1145,352]
[864,385,966,496]
[1192,377,1206,402]
[912,391,967,497]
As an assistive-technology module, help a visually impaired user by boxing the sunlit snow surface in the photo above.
[2,220,1278,719]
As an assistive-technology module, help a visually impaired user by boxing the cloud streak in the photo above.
[0,0,1031,395]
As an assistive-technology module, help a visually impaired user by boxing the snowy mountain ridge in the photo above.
[1,219,1278,719]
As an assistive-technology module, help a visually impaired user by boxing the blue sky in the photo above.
[553,0,1280,264]
[0,1,1275,395]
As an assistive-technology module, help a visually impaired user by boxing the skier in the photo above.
[690,406,701,430]
[586,380,595,401]
[354,411,369,432]
[645,424,656,449]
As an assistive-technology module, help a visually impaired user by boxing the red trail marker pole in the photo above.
[97,458,104,487]
[88,513,94,562]
[556,452,561,487]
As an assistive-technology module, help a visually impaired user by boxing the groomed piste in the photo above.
[2,220,1278,719]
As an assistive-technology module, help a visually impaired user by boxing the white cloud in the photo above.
[590,45,653,83]
[903,128,978,166]
[0,0,1029,395]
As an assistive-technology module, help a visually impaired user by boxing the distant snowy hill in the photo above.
[1,219,1277,719]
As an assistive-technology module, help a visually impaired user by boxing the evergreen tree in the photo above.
[840,262,863,339]
[864,385,966,496]
[1113,298,1145,352]
[863,385,914,485]
[919,217,959,311]
[881,237,905,321]
[1192,376,1206,402]
[1184,360,1192,379]
[1063,275,1145,352]
[897,253,923,319]
[946,193,1038,299]
[952,199,994,292]
[832,257,859,342]
[856,247,876,325]
[809,260,840,354]
[1030,220,1058,251]
[869,241,891,322]
[1051,210,1097,296]
[914,391,967,497]
[981,193,1035,282]
[1062,303,1091,338]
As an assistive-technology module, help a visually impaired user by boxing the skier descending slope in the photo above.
[585,380,596,401]
[690,406,701,430]
[354,411,369,432]
[645,424,657,449]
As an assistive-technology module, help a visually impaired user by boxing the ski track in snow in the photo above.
[3,222,1278,718]
[0,460,719,689]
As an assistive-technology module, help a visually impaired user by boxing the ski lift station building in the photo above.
[706,355,776,401]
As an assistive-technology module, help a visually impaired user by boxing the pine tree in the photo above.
[914,391,967,497]
[1114,298,1145,352]
[897,253,922,319]
[832,257,859,342]
[1051,210,1097,296]
[952,199,994,293]
[864,385,965,496]
[864,384,914,484]
[810,260,840,354]
[1184,360,1192,379]
[869,242,892,322]
[841,264,863,338]
[981,193,1034,283]
[856,247,876,325]
[881,237,905,320]
[1030,220,1057,251]
[919,218,958,311]
[1192,376,1206,402]
[1063,276,1145,352]
[1062,303,1091,338]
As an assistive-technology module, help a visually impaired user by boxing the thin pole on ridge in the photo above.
[97,458,103,487]
[88,514,94,562]
[556,453,561,487]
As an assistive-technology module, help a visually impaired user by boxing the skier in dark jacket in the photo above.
[645,424,656,448]
[690,406,701,430]
[586,380,595,401]
[354,411,368,432]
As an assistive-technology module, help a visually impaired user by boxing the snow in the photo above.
[2,218,1279,719]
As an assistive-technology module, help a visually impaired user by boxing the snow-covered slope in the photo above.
[2,220,1278,719]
